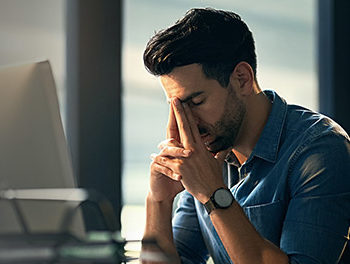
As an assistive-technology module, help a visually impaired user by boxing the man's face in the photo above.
[160,64,246,154]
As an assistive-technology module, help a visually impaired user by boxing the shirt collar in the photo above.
[225,151,241,167]
[250,90,287,163]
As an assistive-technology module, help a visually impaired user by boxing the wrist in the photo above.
[147,192,174,205]
[203,186,234,215]
[198,182,226,204]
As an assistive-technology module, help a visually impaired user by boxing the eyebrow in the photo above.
[166,91,204,104]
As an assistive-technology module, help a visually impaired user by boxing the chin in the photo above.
[206,140,224,154]
[206,138,233,154]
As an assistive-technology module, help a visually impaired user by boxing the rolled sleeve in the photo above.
[282,134,350,263]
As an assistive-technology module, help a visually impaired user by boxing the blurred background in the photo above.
[0,0,349,244]
[122,0,318,239]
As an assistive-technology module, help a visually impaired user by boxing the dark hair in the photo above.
[143,8,257,87]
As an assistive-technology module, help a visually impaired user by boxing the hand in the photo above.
[148,103,187,202]
[152,98,231,204]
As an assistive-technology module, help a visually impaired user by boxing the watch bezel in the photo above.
[204,187,234,214]
[213,187,234,208]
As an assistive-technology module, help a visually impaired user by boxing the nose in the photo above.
[191,110,200,125]
[191,112,207,135]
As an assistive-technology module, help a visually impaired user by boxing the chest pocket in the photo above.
[243,200,286,246]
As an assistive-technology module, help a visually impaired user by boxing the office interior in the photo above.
[0,0,349,254]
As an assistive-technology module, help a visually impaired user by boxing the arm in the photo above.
[152,98,288,264]
[144,193,179,260]
[143,102,185,263]
[280,133,350,263]
[209,200,288,264]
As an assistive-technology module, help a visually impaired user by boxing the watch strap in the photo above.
[204,197,216,214]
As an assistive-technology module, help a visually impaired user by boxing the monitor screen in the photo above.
[0,61,75,189]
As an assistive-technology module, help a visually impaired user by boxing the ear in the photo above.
[229,62,254,96]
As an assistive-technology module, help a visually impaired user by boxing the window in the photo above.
[0,0,66,119]
[121,0,317,241]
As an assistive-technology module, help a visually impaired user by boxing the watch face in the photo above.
[214,188,233,208]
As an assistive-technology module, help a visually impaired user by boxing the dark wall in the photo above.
[66,0,122,231]
[318,0,350,134]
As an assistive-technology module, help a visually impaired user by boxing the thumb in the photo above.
[214,148,232,164]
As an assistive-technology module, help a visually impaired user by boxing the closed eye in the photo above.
[191,99,205,106]
[192,101,203,106]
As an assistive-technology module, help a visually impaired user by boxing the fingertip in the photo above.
[173,173,182,181]
[173,97,180,106]
[215,149,232,162]
[150,153,157,160]
[183,149,192,156]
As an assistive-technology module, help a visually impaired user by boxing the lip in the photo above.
[200,134,214,145]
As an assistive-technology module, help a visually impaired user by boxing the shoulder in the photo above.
[284,104,349,144]
[281,104,349,163]
[280,105,350,196]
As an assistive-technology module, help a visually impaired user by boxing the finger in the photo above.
[151,154,183,178]
[172,98,194,148]
[214,148,233,164]
[182,103,201,143]
[159,146,192,158]
[166,103,180,141]
[150,160,182,181]
[157,138,183,150]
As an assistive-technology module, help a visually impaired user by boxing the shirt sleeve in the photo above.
[172,191,209,264]
[281,133,350,263]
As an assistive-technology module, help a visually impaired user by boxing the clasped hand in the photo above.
[149,98,229,204]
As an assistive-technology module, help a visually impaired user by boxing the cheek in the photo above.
[192,104,225,126]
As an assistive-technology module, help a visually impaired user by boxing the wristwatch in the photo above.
[204,187,234,215]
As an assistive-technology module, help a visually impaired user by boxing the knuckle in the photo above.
[187,145,195,152]
[176,158,184,165]
[168,138,176,144]
[177,148,185,156]
[162,167,171,176]
[168,139,179,147]
[151,161,160,171]
[165,146,173,153]
[167,139,182,148]
[159,147,167,155]
[152,155,159,162]
[157,141,165,149]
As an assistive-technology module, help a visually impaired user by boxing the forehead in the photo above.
[160,64,218,102]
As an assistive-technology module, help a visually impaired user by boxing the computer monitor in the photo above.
[0,61,82,234]
[0,61,75,189]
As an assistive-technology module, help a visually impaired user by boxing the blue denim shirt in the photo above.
[172,90,350,264]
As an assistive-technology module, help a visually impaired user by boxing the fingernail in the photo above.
[183,149,191,156]
[174,173,182,180]
[150,153,156,160]
[173,98,180,106]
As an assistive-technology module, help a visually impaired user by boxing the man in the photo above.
[142,8,350,264]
